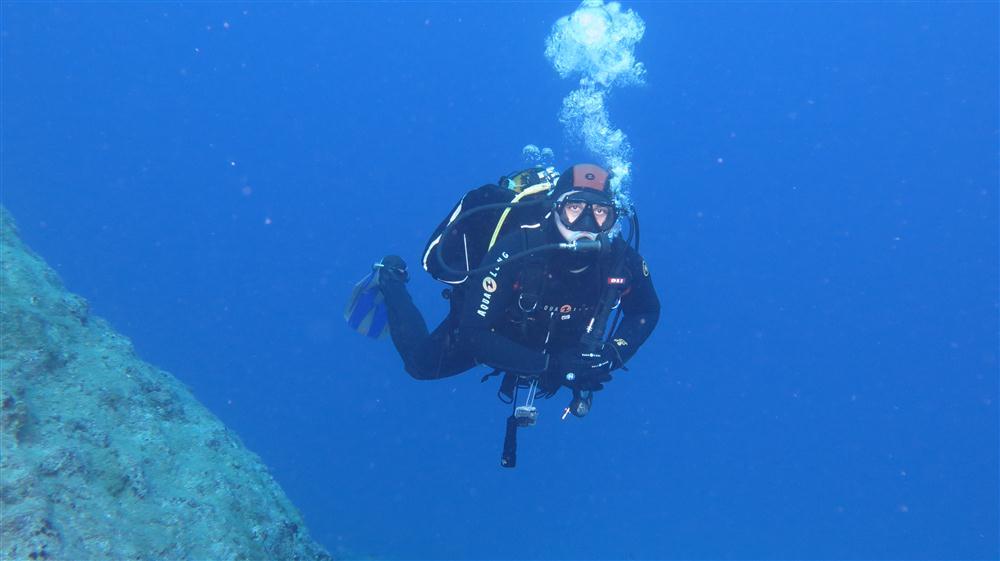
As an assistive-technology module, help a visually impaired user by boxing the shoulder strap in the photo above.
[516,227,549,314]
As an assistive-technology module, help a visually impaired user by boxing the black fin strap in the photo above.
[480,368,503,383]
[481,369,520,404]
[498,373,518,403]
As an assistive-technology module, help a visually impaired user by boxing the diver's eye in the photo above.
[561,202,586,224]
[592,204,610,217]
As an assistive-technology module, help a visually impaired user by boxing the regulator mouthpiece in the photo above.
[561,239,603,252]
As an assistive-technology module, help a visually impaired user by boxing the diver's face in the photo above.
[560,199,614,230]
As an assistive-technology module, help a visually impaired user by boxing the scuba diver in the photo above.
[345,163,661,466]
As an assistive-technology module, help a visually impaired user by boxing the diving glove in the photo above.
[375,255,409,285]
[548,344,616,392]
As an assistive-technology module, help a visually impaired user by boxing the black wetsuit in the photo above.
[380,221,661,385]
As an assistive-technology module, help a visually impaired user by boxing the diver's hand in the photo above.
[569,368,612,392]
[549,345,615,392]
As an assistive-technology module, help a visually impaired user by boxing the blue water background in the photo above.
[2,3,997,559]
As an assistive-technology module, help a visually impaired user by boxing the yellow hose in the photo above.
[488,183,552,250]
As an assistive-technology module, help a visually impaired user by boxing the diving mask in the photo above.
[555,192,618,233]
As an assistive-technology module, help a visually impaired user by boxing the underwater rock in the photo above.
[0,206,331,560]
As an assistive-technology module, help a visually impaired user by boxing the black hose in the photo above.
[434,197,574,278]
[633,207,641,252]
[440,241,586,278]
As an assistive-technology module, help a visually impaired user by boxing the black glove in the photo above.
[547,344,618,392]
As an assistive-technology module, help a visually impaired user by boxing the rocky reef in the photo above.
[0,206,331,560]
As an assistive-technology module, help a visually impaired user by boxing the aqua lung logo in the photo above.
[477,251,509,318]
[483,277,497,293]
[541,303,591,313]
[559,304,573,321]
[585,172,596,180]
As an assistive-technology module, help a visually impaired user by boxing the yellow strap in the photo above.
[488,183,552,250]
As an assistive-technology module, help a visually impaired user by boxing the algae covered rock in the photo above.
[0,206,331,560]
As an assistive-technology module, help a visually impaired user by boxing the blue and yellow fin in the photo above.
[345,270,389,339]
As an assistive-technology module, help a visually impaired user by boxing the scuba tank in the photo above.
[421,166,559,285]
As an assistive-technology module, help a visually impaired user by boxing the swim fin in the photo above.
[345,268,389,339]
